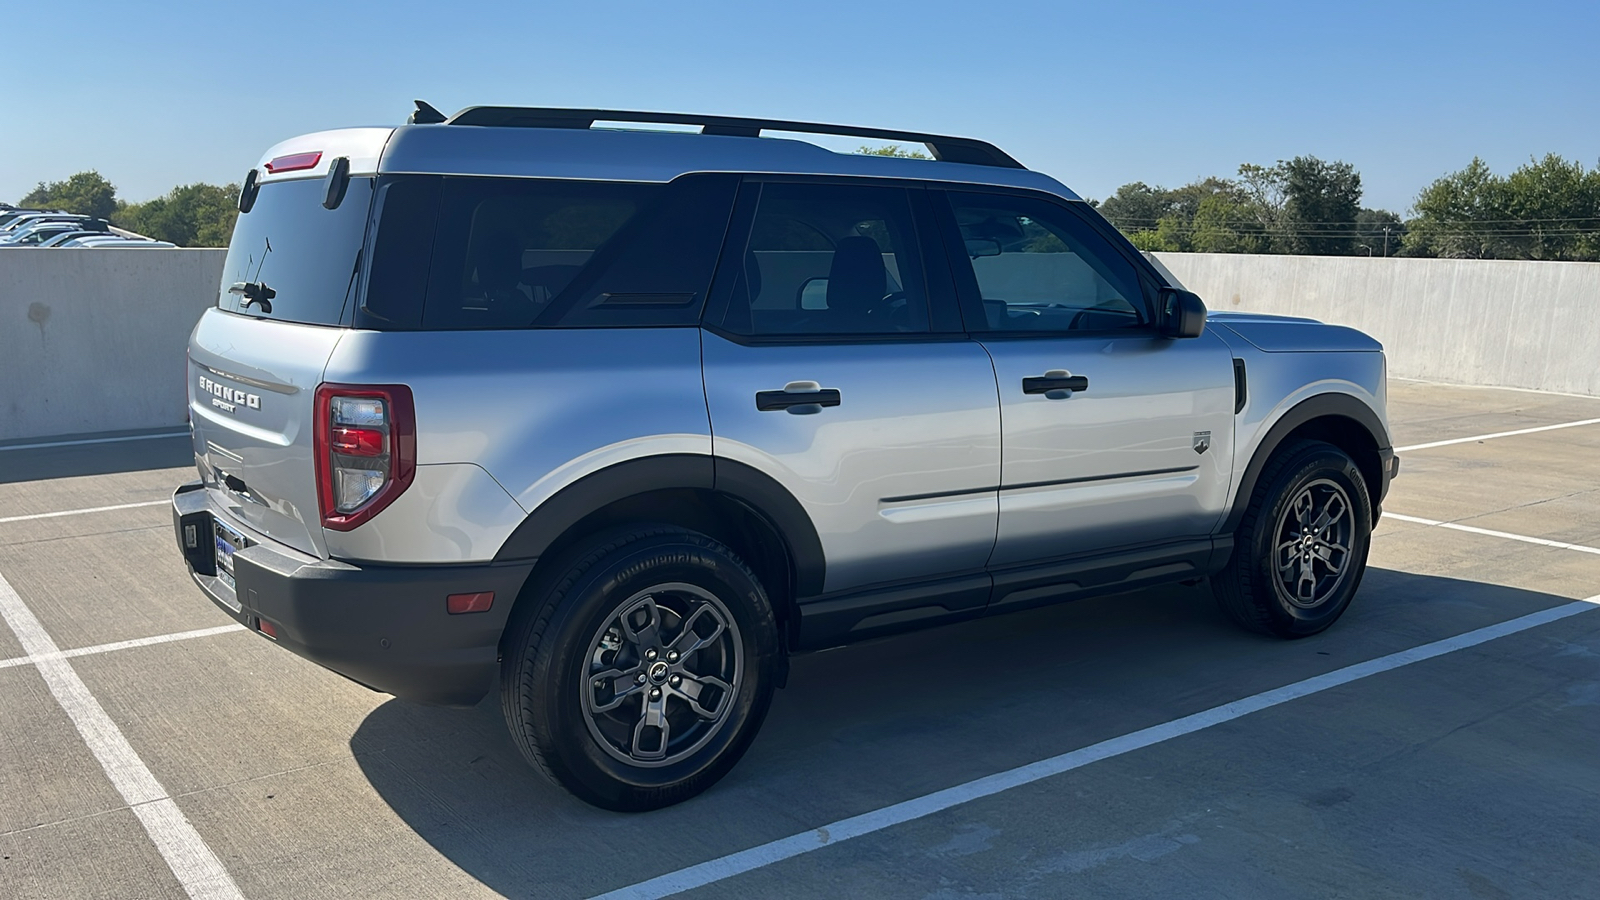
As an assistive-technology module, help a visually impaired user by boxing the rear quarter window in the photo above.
[361,173,738,330]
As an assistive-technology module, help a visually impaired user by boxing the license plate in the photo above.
[213,517,249,592]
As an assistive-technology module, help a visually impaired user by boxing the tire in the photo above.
[499,525,780,811]
[1212,440,1372,638]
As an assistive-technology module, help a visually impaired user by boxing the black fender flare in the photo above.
[1221,393,1391,534]
[492,453,826,597]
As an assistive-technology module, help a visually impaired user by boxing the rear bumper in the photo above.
[172,481,534,706]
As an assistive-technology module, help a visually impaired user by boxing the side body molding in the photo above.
[1221,393,1392,535]
[491,454,826,597]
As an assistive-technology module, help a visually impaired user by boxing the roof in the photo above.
[251,110,1080,200]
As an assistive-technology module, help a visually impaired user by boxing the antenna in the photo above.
[408,100,448,125]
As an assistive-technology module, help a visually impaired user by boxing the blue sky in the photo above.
[4,0,1596,213]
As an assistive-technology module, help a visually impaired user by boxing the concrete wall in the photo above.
[1,248,1596,445]
[1151,252,1600,397]
[0,249,226,442]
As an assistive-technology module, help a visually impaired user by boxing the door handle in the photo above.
[756,381,842,413]
[1022,370,1089,396]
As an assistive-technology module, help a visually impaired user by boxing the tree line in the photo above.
[1093,154,1600,261]
[17,171,238,247]
[18,153,1600,260]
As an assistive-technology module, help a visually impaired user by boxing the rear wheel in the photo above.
[500,526,779,810]
[1213,440,1372,638]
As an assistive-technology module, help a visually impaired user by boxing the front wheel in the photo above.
[500,526,780,810]
[1213,440,1372,638]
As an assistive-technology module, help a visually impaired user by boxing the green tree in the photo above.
[1278,156,1363,255]
[1352,208,1405,257]
[1406,155,1600,261]
[1402,157,1503,258]
[856,144,931,159]
[19,170,119,219]
[116,183,240,247]
[1190,194,1270,253]
[1498,154,1600,260]
[1097,181,1180,234]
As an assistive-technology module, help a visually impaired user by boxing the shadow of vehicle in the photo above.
[348,568,1585,897]
[0,432,194,485]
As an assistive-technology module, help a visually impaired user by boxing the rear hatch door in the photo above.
[189,174,377,557]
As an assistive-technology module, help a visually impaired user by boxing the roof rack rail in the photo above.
[438,106,1025,169]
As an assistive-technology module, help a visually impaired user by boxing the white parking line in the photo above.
[1384,513,1600,556]
[594,592,1600,900]
[0,499,168,525]
[0,431,190,452]
[0,571,243,900]
[1395,417,1600,452]
[0,624,247,671]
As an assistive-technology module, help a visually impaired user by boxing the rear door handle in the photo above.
[1022,370,1089,395]
[756,381,842,413]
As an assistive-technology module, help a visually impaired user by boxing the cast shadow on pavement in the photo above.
[348,568,1580,898]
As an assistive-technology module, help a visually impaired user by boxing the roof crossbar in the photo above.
[439,106,1024,169]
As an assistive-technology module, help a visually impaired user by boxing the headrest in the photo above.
[826,236,886,314]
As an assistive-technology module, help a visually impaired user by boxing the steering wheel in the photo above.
[865,291,911,328]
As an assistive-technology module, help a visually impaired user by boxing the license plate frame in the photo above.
[213,516,249,592]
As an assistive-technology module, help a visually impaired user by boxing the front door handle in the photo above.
[1022,370,1089,396]
[756,381,842,414]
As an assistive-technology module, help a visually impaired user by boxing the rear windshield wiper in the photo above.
[228,281,276,313]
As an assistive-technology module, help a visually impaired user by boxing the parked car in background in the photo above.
[0,208,50,229]
[0,221,90,245]
[61,237,176,248]
[35,230,106,247]
[0,213,86,234]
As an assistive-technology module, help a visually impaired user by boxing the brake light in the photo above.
[331,426,384,456]
[314,384,416,531]
[264,151,322,173]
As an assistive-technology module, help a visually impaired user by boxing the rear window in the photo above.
[217,177,375,325]
[360,173,738,330]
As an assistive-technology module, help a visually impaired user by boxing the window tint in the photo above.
[218,177,375,325]
[947,192,1147,333]
[361,176,440,328]
[721,182,930,337]
[407,174,735,330]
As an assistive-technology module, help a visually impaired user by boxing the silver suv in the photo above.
[171,104,1397,810]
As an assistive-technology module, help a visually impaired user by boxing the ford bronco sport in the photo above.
[172,103,1397,810]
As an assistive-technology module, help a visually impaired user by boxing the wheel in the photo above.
[1212,440,1372,638]
[500,525,780,810]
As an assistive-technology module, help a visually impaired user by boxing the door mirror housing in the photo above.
[1159,287,1207,339]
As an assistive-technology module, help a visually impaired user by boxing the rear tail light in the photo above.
[314,384,416,531]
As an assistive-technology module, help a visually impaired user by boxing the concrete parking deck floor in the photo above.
[2,380,1598,899]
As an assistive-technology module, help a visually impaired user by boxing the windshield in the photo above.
[217,176,375,325]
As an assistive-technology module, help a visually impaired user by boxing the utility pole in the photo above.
[1382,226,1391,258]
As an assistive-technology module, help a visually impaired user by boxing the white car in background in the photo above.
[0,221,88,245]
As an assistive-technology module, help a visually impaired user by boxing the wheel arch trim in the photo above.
[492,453,826,597]
[1222,393,1391,534]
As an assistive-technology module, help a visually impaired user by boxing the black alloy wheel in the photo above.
[500,525,780,811]
[1213,440,1372,638]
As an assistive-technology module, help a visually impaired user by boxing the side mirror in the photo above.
[1159,287,1206,339]
[797,277,829,310]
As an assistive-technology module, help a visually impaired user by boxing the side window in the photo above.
[946,192,1148,333]
[423,178,656,329]
[404,174,735,330]
[720,181,930,337]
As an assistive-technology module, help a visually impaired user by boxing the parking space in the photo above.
[2,383,1599,899]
